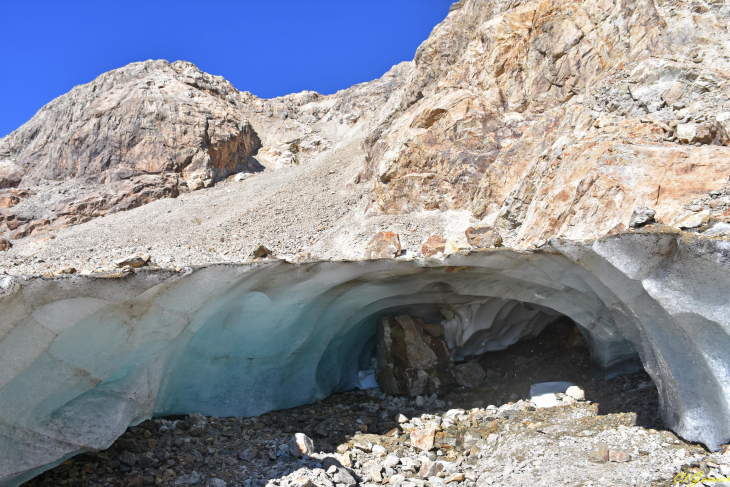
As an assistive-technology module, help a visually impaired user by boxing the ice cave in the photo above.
[0,231,729,486]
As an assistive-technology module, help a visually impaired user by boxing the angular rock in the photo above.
[248,245,274,259]
[419,460,444,478]
[289,433,315,457]
[0,160,24,189]
[421,235,447,257]
[566,386,585,401]
[0,238,10,252]
[332,467,357,487]
[453,361,487,389]
[237,444,258,462]
[364,231,401,259]
[411,427,437,451]
[609,450,631,462]
[375,315,455,396]
[183,413,208,437]
[115,254,151,269]
[629,206,656,228]
[465,226,502,248]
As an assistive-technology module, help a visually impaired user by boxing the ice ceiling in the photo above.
[0,231,729,486]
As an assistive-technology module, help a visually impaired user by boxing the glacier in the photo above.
[0,230,729,485]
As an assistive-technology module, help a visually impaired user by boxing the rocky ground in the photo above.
[21,322,727,487]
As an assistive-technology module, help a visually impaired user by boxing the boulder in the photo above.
[289,433,315,457]
[0,160,24,189]
[453,361,487,388]
[421,235,447,257]
[465,226,502,248]
[629,206,656,228]
[364,231,401,259]
[375,315,455,396]
[410,427,437,451]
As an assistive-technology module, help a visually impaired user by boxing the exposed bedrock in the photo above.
[0,231,728,485]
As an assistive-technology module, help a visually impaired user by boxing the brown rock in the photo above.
[421,235,447,257]
[446,473,466,484]
[375,315,455,396]
[0,195,19,209]
[465,226,502,248]
[0,238,10,252]
[248,245,274,259]
[410,427,437,451]
[609,450,631,462]
[364,231,401,259]
[115,254,151,269]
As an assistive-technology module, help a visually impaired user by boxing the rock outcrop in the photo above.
[0,61,262,239]
[0,60,261,190]
[363,0,730,247]
[375,316,455,396]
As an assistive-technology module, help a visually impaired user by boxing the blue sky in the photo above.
[0,1,453,137]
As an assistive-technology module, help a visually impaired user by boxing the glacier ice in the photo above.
[0,231,729,485]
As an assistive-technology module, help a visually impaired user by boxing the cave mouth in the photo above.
[343,295,642,403]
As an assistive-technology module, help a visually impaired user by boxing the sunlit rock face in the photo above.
[0,231,729,485]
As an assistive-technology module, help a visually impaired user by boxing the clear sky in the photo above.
[0,0,454,138]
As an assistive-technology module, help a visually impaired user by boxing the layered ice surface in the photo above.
[0,232,729,485]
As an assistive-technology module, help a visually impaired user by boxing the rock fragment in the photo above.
[609,450,631,462]
[375,315,455,396]
[465,226,502,248]
[566,385,586,401]
[115,253,150,269]
[364,231,401,259]
[0,238,10,252]
[454,361,487,388]
[248,245,274,259]
[411,427,437,451]
[629,206,656,228]
[421,235,447,257]
[289,433,315,457]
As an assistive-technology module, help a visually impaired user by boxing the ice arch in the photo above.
[0,231,728,486]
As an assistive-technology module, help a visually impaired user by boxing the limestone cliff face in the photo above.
[364,0,730,246]
[0,60,261,192]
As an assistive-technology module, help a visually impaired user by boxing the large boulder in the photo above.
[375,315,455,396]
[0,160,24,189]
